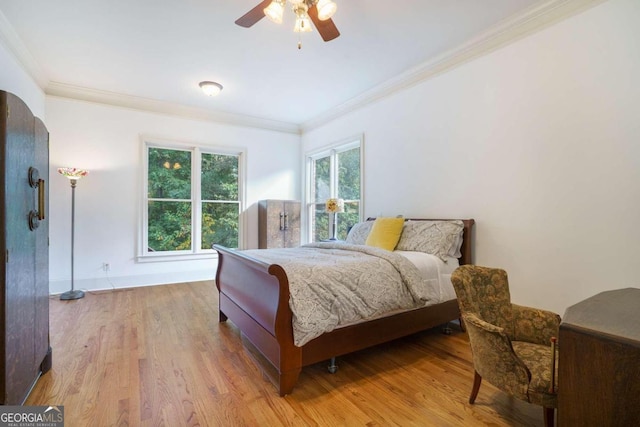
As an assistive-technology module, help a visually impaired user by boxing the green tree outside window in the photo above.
[147,146,240,253]
[309,143,361,241]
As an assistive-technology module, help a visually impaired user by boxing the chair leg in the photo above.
[543,407,555,427]
[469,371,482,404]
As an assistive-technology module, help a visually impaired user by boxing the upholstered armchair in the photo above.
[451,265,560,427]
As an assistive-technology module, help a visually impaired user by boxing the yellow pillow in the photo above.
[365,217,405,251]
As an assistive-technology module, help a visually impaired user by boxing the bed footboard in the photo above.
[213,244,301,395]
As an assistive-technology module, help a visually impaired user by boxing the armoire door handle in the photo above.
[38,178,45,220]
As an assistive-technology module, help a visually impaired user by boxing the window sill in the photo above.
[136,251,218,263]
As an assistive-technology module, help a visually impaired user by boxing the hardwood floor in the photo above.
[28,281,545,426]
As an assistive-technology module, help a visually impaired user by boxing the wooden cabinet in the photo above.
[558,288,640,426]
[258,200,300,248]
[1,91,52,405]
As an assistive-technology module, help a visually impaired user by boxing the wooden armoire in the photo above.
[0,91,52,405]
[258,200,301,248]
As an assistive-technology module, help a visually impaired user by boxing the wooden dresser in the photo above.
[558,288,640,426]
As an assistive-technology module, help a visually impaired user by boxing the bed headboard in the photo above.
[365,218,475,266]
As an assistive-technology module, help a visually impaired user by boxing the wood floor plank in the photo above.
[26,281,548,426]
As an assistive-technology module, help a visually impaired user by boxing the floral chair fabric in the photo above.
[451,265,561,426]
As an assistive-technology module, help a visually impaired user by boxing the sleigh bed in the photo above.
[213,218,475,395]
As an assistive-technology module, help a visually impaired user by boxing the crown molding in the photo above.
[45,82,301,135]
[0,9,48,87]
[300,0,609,133]
[0,10,300,135]
[2,0,607,135]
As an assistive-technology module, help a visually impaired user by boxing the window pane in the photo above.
[314,202,329,242]
[309,143,362,242]
[148,201,191,251]
[148,148,191,199]
[338,147,360,201]
[202,153,238,201]
[338,201,360,240]
[314,156,330,203]
[202,202,239,249]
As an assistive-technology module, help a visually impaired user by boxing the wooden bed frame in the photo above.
[213,218,475,396]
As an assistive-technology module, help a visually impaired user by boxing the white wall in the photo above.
[5,0,639,311]
[302,0,640,316]
[0,40,45,118]
[47,97,301,293]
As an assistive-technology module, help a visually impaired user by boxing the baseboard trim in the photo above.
[49,269,215,295]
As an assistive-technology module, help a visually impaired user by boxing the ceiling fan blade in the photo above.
[308,5,340,42]
[235,0,273,28]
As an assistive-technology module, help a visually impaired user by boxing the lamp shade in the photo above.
[58,167,89,180]
[325,198,344,213]
[294,15,313,32]
[316,0,337,21]
[264,0,285,24]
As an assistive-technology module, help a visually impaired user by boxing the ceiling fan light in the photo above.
[199,81,223,96]
[294,16,313,32]
[293,4,312,33]
[264,0,285,24]
[316,0,337,21]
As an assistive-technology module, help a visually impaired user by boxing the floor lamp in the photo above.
[325,198,344,240]
[58,167,89,300]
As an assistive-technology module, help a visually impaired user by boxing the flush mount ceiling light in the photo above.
[199,81,223,97]
[236,0,339,44]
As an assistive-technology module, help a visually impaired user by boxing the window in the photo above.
[142,140,244,259]
[306,137,362,242]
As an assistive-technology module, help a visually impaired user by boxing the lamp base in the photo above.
[60,289,85,300]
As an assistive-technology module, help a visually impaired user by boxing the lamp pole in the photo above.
[59,170,87,300]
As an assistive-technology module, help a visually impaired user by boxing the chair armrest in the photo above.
[512,303,561,345]
[463,313,531,401]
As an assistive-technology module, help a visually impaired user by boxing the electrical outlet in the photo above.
[102,262,110,272]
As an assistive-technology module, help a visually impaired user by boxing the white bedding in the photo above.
[394,251,458,303]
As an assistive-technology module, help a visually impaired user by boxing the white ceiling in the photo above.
[1,0,551,129]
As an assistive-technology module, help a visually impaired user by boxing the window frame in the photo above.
[304,135,364,243]
[139,137,246,262]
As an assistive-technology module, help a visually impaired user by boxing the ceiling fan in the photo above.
[235,0,340,42]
